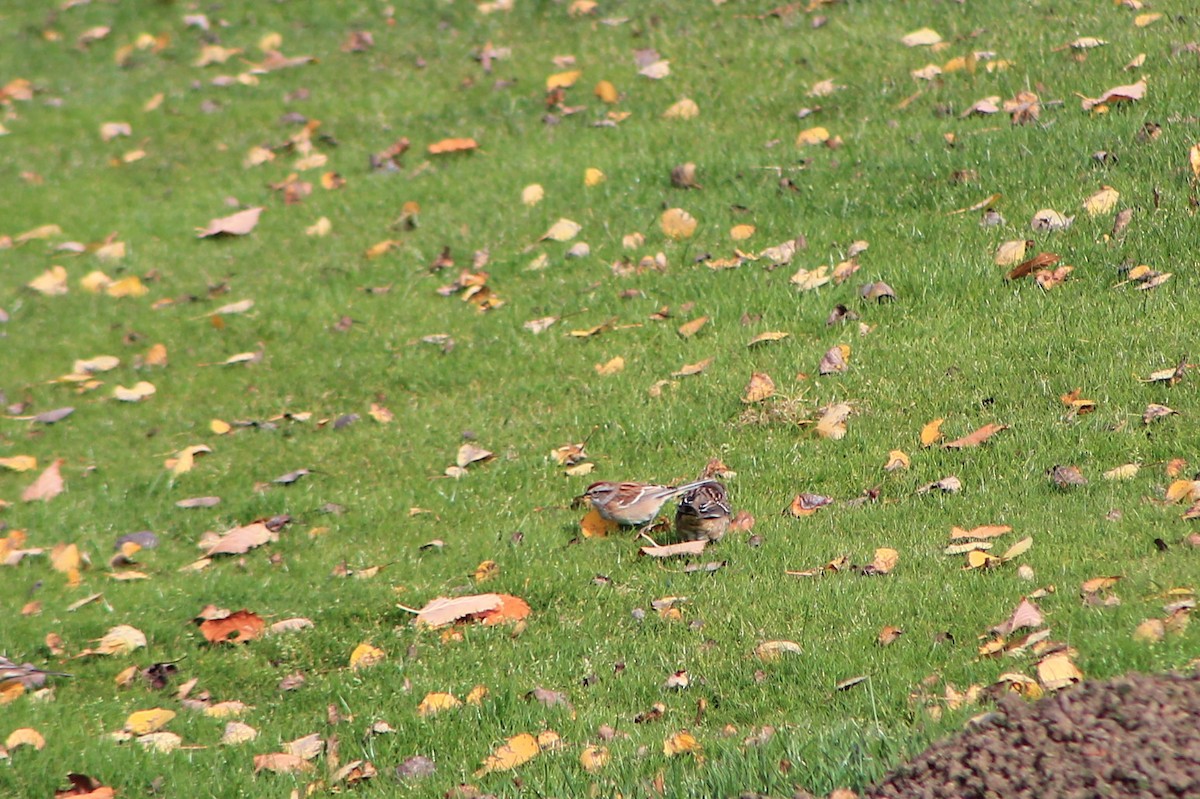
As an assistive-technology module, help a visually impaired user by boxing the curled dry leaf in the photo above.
[427,137,478,155]
[677,316,708,338]
[815,402,853,440]
[196,207,263,238]
[254,753,315,775]
[884,450,910,472]
[639,540,707,558]
[456,444,494,468]
[672,357,713,377]
[349,642,386,670]
[819,344,850,375]
[787,493,834,517]
[754,640,801,661]
[917,475,961,494]
[862,547,899,575]
[205,522,277,556]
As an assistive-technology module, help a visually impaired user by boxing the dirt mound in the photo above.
[867,670,1200,799]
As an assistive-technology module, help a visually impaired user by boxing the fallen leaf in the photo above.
[1132,618,1165,644]
[748,331,788,346]
[672,357,714,377]
[457,444,494,468]
[814,402,852,440]
[1080,78,1146,111]
[755,640,802,661]
[920,418,944,447]
[124,708,175,735]
[677,316,708,338]
[0,456,37,472]
[663,730,701,756]
[580,745,609,773]
[196,207,263,238]
[863,547,899,575]
[883,450,910,471]
[28,265,69,295]
[661,208,698,239]
[418,692,461,717]
[349,643,386,670]
[950,524,1011,540]
[253,753,315,774]
[1050,464,1087,488]
[819,344,850,375]
[5,728,45,751]
[742,372,775,403]
[901,28,942,47]
[943,423,1007,449]
[1000,536,1033,560]
[1083,186,1119,216]
[22,458,65,502]
[787,493,834,517]
[92,625,147,656]
[581,507,618,538]
[205,522,277,556]
[877,626,904,646]
[220,721,258,745]
[541,218,581,241]
[476,732,540,775]
[427,137,478,155]
[639,540,707,558]
[113,382,156,402]
[199,610,265,644]
[662,98,699,120]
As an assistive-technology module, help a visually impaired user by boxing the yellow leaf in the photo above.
[541,218,582,242]
[796,126,830,146]
[789,265,831,291]
[1037,653,1082,691]
[754,640,802,661]
[964,549,1002,570]
[901,27,942,47]
[884,450,910,471]
[581,507,618,538]
[349,642,385,670]
[868,547,899,574]
[106,275,149,297]
[95,624,147,655]
[5,727,45,750]
[113,381,156,402]
[546,70,581,90]
[747,331,788,346]
[730,224,756,241]
[594,356,625,376]
[476,732,540,776]
[417,692,462,717]
[660,208,697,240]
[80,270,113,293]
[143,343,168,367]
[584,167,606,186]
[0,456,37,472]
[1083,186,1119,216]
[672,357,713,377]
[522,184,544,206]
[1133,12,1161,27]
[1190,144,1200,179]
[742,372,776,404]
[15,223,61,244]
[1132,618,1165,643]
[125,708,176,735]
[662,98,699,119]
[920,418,944,447]
[466,685,488,705]
[305,216,331,236]
[473,559,499,583]
[1000,536,1033,560]
[28,265,69,295]
[815,402,852,440]
[663,730,701,756]
[594,80,618,103]
[993,240,1028,266]
[580,745,610,772]
[1103,463,1139,481]
[50,543,81,573]
[258,32,283,51]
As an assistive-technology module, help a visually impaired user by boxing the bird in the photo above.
[675,480,732,542]
[0,656,72,688]
[582,479,720,528]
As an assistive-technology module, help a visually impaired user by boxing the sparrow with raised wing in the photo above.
[583,479,719,528]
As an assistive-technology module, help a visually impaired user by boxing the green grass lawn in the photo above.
[2,0,1198,796]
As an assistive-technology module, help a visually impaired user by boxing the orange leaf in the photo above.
[919,418,944,447]
[199,609,265,644]
[475,732,540,776]
[581,507,618,538]
[943,423,1008,449]
[480,594,531,626]
[949,524,1011,540]
[427,137,478,155]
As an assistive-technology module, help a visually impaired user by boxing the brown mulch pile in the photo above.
[867,670,1200,799]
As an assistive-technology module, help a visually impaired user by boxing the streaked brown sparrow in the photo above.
[675,480,732,542]
[583,479,719,527]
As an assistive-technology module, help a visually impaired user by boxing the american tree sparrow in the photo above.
[582,479,719,527]
[674,480,732,542]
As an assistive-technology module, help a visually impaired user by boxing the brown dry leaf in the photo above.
[991,599,1043,636]
[53,773,115,798]
[943,423,1007,449]
[663,730,701,756]
[481,594,531,626]
[1050,464,1088,488]
[819,344,850,375]
[640,540,707,558]
[877,626,904,646]
[349,642,386,670]
[1037,653,1083,692]
[418,692,462,717]
[1081,576,1121,595]
[883,450,910,472]
[124,708,175,735]
[456,444,494,468]
[754,640,802,661]
[678,316,708,338]
[790,265,831,290]
[920,418,944,447]
[22,458,65,502]
[475,732,540,776]
[427,137,478,155]
[1082,78,1147,111]
[815,402,853,440]
[950,524,1011,540]
[413,594,502,627]
[638,59,670,80]
[220,721,259,746]
[205,522,277,556]
[747,331,788,347]
[741,372,775,403]
[254,753,315,775]
[1007,252,1060,281]
[786,493,834,517]
[863,547,899,575]
[196,207,263,238]
[672,357,714,377]
[661,208,698,239]
[1143,403,1176,425]
[199,610,265,644]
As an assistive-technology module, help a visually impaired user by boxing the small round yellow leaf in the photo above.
[660,208,697,240]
